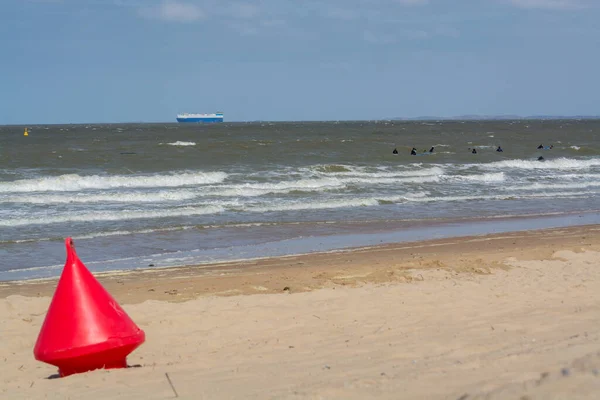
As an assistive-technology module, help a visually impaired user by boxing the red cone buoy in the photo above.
[34,238,145,377]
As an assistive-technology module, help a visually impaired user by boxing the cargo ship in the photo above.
[176,112,224,123]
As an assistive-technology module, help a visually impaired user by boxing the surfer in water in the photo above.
[496,146,503,152]
[410,148,417,155]
[472,148,477,154]
[429,147,435,153]
[538,156,545,161]
[537,144,544,149]
[393,148,398,154]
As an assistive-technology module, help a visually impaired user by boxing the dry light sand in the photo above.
[1,225,600,399]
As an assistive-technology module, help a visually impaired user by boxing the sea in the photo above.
[1,120,600,281]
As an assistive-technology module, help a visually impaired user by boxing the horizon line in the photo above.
[2,115,600,127]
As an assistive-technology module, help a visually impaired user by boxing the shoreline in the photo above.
[2,223,599,303]
[3,210,600,283]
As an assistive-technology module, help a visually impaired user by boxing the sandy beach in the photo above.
[1,224,600,399]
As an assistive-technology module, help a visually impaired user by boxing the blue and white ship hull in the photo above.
[177,112,224,123]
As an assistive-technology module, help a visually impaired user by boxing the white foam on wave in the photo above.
[344,176,441,185]
[570,146,581,150]
[382,194,494,203]
[1,264,64,275]
[502,181,600,191]
[308,165,445,178]
[0,171,227,193]
[0,205,224,227]
[380,190,593,204]
[557,173,600,180]
[481,157,600,170]
[240,190,590,214]
[1,226,197,245]
[0,190,198,204]
[165,141,196,146]
[443,172,505,183]
[4,187,594,228]
[216,165,446,197]
[213,178,347,197]
[214,174,443,198]
[249,198,379,213]
[514,191,594,199]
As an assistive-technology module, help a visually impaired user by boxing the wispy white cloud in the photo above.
[229,23,258,36]
[24,0,65,3]
[507,0,588,9]
[225,2,260,19]
[133,0,457,40]
[363,24,459,44]
[434,26,460,38]
[317,0,428,21]
[324,7,361,21]
[363,30,397,44]
[319,61,354,72]
[138,0,270,28]
[395,0,429,5]
[112,0,147,6]
[260,19,286,27]
[138,0,204,22]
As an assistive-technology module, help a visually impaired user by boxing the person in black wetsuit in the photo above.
[496,146,503,152]
[538,156,545,161]
[410,148,417,155]
[393,148,398,154]
[537,144,544,149]
[429,147,435,153]
[472,148,477,154]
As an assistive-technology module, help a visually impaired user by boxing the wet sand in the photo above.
[1,225,600,399]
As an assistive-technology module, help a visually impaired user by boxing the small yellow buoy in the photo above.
[24,128,29,136]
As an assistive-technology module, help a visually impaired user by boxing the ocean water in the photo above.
[1,120,599,281]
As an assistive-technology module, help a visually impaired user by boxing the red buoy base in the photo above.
[56,347,135,377]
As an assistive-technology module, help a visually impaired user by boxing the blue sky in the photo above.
[1,0,599,124]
